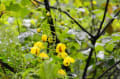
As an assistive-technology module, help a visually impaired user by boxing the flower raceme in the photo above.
[63,56,75,66]
[56,43,66,53]
[31,47,40,56]
[58,69,66,76]
[42,34,47,42]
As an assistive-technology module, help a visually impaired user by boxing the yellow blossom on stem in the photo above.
[57,52,68,59]
[42,34,47,42]
[31,47,40,56]
[60,21,64,26]
[63,56,75,66]
[39,52,49,59]
[46,12,50,17]
[48,37,53,43]
[37,28,41,33]
[58,69,66,76]
[34,42,44,49]
[56,43,66,53]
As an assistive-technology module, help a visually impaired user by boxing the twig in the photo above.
[97,60,120,79]
[97,0,110,35]
[34,0,94,38]
[98,10,120,37]
[108,67,118,79]
[90,0,95,33]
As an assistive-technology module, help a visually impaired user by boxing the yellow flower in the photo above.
[42,34,47,42]
[60,21,64,26]
[37,28,41,33]
[46,12,50,17]
[34,42,44,49]
[31,47,40,56]
[56,43,66,53]
[63,56,75,66]
[58,69,66,76]
[92,1,96,5]
[57,52,68,59]
[70,57,75,63]
[48,37,53,43]
[39,52,49,59]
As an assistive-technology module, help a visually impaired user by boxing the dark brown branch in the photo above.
[0,59,16,73]
[44,0,60,53]
[34,0,94,38]
[82,40,96,79]
[108,67,118,79]
[97,60,120,79]
[97,0,109,35]
[90,0,95,33]
[44,0,60,45]
[98,10,120,37]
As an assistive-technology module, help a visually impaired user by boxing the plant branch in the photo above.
[34,0,94,38]
[97,0,109,35]
[98,10,120,37]
[97,60,120,79]
[44,0,60,45]
[90,0,95,33]
[0,59,16,73]
[108,67,118,79]
[82,40,96,79]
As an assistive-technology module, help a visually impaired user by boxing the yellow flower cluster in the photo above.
[58,69,66,76]
[31,47,40,56]
[56,43,75,66]
[30,41,49,60]
[31,41,43,55]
